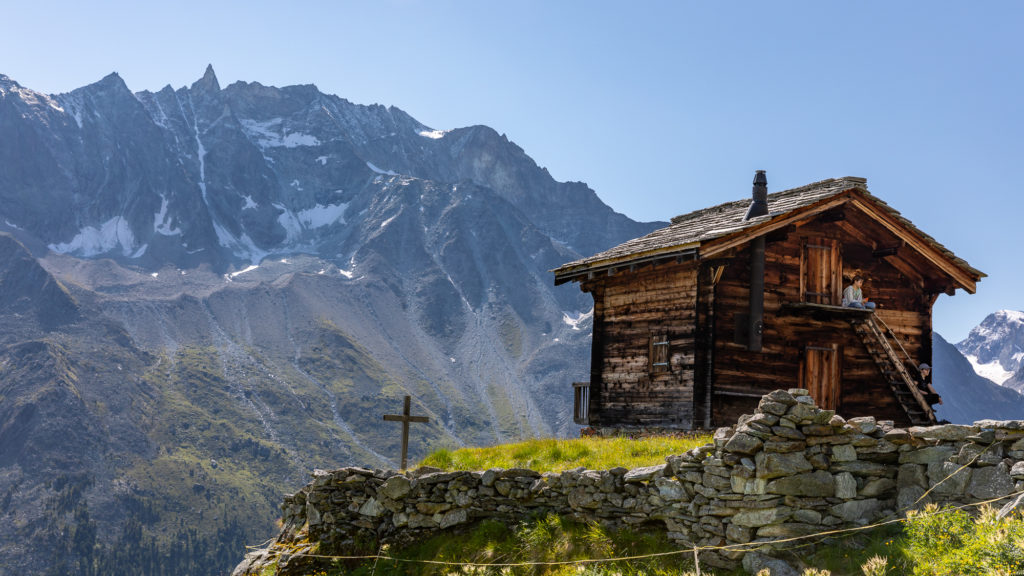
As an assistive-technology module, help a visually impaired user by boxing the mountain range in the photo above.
[0,66,658,575]
[0,67,1021,575]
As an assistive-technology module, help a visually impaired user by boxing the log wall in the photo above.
[582,260,700,428]
[711,212,936,427]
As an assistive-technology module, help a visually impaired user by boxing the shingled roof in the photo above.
[552,176,984,287]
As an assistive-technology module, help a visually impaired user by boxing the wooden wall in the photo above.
[582,260,699,428]
[710,208,937,427]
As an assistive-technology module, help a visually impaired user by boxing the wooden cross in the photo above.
[382,395,429,470]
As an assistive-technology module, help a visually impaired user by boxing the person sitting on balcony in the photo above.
[842,276,876,309]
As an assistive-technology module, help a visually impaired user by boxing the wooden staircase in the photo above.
[851,314,936,425]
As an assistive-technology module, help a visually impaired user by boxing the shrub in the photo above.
[903,504,1024,575]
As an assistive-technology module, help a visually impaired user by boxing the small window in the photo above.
[650,333,670,374]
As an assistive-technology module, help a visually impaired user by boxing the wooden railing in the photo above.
[573,382,590,425]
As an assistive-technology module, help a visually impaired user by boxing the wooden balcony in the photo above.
[573,382,590,425]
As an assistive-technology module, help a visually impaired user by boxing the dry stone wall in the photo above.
[233,388,1024,575]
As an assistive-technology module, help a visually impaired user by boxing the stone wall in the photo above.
[233,388,1024,575]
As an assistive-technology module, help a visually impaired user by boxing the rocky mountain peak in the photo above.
[956,309,1024,389]
[194,64,221,92]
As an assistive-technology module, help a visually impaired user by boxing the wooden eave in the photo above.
[552,243,699,286]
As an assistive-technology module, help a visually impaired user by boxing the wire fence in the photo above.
[243,441,1022,573]
[244,487,1024,574]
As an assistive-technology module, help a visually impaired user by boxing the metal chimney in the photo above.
[746,170,767,351]
[744,170,769,221]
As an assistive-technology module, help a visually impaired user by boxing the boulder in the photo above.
[756,452,813,480]
[968,462,1014,500]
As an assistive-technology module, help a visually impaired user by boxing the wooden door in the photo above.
[801,239,842,305]
[802,344,840,410]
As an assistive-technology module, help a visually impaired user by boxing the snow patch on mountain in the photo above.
[49,216,137,257]
[964,354,1016,385]
[298,203,348,228]
[562,308,594,331]
[239,118,320,149]
[366,161,397,176]
[154,195,182,236]
[226,265,260,280]
[418,129,448,139]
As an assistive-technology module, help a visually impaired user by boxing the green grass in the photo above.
[418,435,712,473]
[322,514,705,576]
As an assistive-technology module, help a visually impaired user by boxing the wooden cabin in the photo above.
[553,173,984,429]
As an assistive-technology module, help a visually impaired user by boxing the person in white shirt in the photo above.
[842,275,876,309]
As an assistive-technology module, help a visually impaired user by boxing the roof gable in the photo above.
[553,176,983,291]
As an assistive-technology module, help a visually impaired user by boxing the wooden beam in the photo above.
[848,197,978,293]
[872,246,901,258]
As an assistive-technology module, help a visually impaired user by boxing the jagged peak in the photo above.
[192,64,221,93]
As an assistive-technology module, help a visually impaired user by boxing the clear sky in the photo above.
[3,1,1021,341]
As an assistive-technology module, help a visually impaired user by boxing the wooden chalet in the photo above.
[553,172,984,429]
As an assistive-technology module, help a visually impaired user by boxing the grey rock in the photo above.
[623,464,667,482]
[957,442,1003,467]
[742,552,800,576]
[766,389,799,406]
[655,477,687,501]
[897,463,928,490]
[481,469,501,487]
[1011,461,1024,479]
[968,462,1014,500]
[831,444,857,462]
[909,424,977,441]
[381,476,413,500]
[788,403,817,424]
[724,432,764,455]
[859,478,897,498]
[898,485,931,512]
[766,470,835,497]
[358,497,386,517]
[899,445,956,465]
[756,451,813,479]
[831,498,880,523]
[732,506,793,527]
[847,416,877,434]
[439,509,468,529]
[793,509,822,524]
[759,400,790,416]
[927,461,972,496]
[834,472,857,499]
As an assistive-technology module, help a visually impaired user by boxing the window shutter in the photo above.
[801,239,842,305]
[649,333,670,374]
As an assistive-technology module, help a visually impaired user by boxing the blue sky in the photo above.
[3,1,1021,341]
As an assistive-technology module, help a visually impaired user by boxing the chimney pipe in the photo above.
[747,170,766,351]
[744,170,769,221]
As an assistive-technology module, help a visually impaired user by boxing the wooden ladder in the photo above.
[851,315,935,425]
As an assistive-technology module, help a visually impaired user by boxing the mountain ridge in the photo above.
[0,67,654,575]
